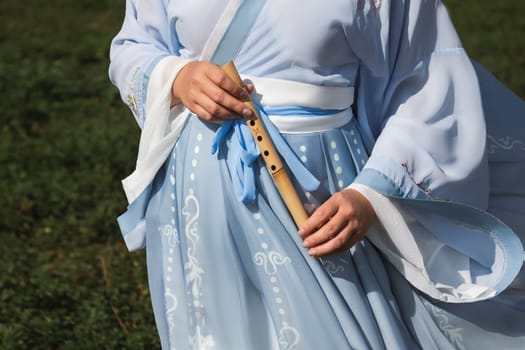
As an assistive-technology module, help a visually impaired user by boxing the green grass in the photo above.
[446,0,525,96]
[0,1,523,349]
[0,0,157,348]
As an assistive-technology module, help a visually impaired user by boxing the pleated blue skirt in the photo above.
[143,112,525,349]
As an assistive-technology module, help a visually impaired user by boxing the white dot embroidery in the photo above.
[334,153,340,161]
[300,145,307,152]
[338,180,344,188]
[197,133,203,141]
[194,146,200,154]
[300,155,308,163]
[192,159,198,167]
[336,166,343,175]
[331,141,337,149]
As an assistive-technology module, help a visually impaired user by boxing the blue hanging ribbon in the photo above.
[211,104,322,202]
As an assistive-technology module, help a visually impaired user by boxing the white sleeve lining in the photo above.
[348,183,498,303]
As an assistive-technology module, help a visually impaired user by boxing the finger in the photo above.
[243,83,255,94]
[206,66,252,102]
[308,225,355,258]
[298,199,338,238]
[193,93,239,121]
[302,213,347,249]
[310,218,367,258]
[190,103,214,122]
[200,80,253,118]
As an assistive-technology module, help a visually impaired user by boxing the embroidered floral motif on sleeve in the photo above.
[126,66,141,118]
[401,162,433,196]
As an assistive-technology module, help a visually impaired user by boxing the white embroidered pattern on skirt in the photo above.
[251,212,301,350]
[487,134,525,154]
[423,299,466,350]
[161,132,216,349]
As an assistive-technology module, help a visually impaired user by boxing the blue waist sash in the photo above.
[211,105,349,202]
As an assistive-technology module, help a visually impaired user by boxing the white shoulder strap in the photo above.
[201,0,267,64]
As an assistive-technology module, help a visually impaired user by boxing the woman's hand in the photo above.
[171,61,254,122]
[298,188,376,258]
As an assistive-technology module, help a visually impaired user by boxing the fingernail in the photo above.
[242,108,252,117]
[308,249,316,256]
[298,228,305,237]
[303,240,310,248]
[239,90,249,99]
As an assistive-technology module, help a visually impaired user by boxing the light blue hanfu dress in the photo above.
[109,1,525,349]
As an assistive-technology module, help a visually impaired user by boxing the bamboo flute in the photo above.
[222,61,309,228]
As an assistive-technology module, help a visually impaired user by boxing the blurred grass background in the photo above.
[0,0,523,349]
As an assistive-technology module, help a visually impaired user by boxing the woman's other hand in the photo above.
[299,189,376,258]
[171,61,254,122]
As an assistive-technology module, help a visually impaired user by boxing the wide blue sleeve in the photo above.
[346,0,523,301]
[348,0,488,208]
[109,0,177,127]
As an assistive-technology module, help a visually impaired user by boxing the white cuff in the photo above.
[122,56,193,204]
[348,183,497,302]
